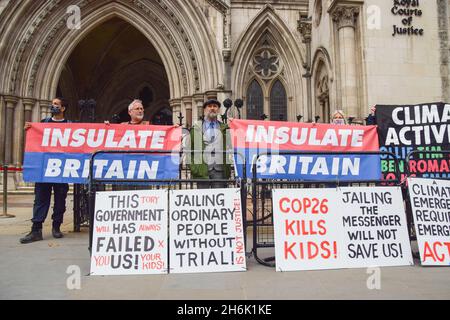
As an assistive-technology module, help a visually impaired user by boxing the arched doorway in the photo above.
[57,17,171,124]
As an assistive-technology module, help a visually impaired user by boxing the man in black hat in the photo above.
[188,99,231,188]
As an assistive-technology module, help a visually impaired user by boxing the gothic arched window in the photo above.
[246,80,264,120]
[270,80,287,121]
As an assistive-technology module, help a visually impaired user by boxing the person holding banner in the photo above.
[20,97,71,244]
[188,99,231,188]
[366,106,377,125]
[104,99,150,125]
[331,110,347,125]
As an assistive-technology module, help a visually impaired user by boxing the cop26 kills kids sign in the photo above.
[272,187,413,271]
[169,188,246,274]
[408,177,450,266]
[230,119,380,181]
[23,123,181,183]
[91,190,168,275]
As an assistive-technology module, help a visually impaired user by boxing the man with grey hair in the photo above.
[122,99,150,125]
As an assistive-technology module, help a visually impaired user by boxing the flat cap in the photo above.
[203,99,221,108]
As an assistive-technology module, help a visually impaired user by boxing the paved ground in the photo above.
[1,193,450,300]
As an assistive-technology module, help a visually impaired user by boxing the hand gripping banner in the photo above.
[23,123,181,183]
[229,119,381,181]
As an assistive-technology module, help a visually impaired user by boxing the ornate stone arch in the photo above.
[312,47,333,123]
[231,4,305,121]
[0,0,222,101]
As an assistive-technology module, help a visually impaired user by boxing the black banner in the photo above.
[376,102,450,180]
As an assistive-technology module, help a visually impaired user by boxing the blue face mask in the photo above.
[333,119,345,125]
[50,105,62,115]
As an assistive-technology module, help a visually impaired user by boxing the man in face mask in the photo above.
[188,99,231,188]
[21,97,71,244]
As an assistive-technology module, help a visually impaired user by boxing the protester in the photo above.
[20,97,71,244]
[366,106,377,125]
[331,109,347,125]
[105,99,150,125]
[188,99,231,188]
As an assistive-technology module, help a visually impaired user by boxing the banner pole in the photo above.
[1,164,15,218]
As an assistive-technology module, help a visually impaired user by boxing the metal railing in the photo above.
[250,150,400,267]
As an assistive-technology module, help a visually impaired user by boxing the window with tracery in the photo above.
[246,80,264,120]
[270,80,287,121]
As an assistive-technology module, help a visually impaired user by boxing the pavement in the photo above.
[1,193,450,300]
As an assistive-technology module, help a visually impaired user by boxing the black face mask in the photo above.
[50,105,62,115]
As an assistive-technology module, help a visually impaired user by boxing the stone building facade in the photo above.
[0,0,449,189]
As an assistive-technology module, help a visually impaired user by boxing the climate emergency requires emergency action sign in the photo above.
[272,187,413,271]
[91,190,168,275]
[23,123,181,183]
[230,119,381,181]
[408,177,450,266]
[169,188,246,274]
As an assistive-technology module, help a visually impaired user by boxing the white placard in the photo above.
[408,177,450,266]
[169,188,246,274]
[91,190,168,275]
[273,187,413,271]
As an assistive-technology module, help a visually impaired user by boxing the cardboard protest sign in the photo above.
[24,123,181,183]
[273,187,413,271]
[408,177,450,266]
[230,119,381,181]
[169,188,246,274]
[91,189,168,275]
[376,103,450,180]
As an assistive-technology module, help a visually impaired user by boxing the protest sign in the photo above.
[273,187,413,271]
[376,103,450,180]
[408,177,450,266]
[23,123,181,183]
[230,119,381,181]
[169,188,246,274]
[90,189,168,275]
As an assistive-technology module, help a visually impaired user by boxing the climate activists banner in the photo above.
[230,119,380,181]
[376,103,450,180]
[272,187,413,271]
[408,177,450,266]
[23,123,181,183]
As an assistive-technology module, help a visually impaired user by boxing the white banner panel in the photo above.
[273,187,413,271]
[408,177,450,266]
[169,188,246,274]
[91,189,168,275]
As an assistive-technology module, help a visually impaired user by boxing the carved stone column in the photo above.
[39,99,52,120]
[298,19,313,122]
[13,99,24,167]
[193,94,204,123]
[205,90,218,101]
[169,98,182,126]
[0,95,4,164]
[331,6,359,118]
[20,98,35,166]
[182,96,193,128]
[3,95,18,166]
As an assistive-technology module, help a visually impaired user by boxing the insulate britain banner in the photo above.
[23,123,181,183]
[376,103,450,180]
[229,119,381,181]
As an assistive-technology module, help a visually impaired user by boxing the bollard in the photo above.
[1,164,15,218]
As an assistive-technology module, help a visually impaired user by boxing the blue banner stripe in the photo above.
[233,148,381,181]
[24,152,180,183]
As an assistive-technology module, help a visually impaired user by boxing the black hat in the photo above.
[203,99,221,108]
